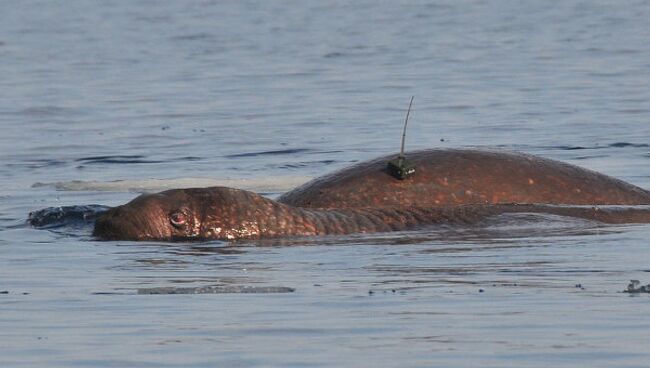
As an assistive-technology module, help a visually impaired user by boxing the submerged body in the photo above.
[278,149,650,208]
[93,149,650,241]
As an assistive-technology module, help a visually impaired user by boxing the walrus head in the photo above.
[93,187,288,241]
[93,189,205,241]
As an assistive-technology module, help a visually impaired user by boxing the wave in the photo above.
[32,176,312,193]
[28,205,110,229]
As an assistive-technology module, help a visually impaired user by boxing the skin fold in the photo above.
[94,149,650,241]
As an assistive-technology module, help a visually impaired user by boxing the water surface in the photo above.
[1,1,650,367]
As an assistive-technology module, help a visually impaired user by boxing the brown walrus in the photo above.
[93,149,650,241]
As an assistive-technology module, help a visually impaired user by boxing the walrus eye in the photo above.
[169,210,188,228]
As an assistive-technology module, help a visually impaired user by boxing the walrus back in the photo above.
[277,149,650,208]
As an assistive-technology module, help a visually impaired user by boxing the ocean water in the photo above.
[2,1,650,367]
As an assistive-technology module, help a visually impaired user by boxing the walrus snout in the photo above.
[94,207,138,240]
[93,206,168,241]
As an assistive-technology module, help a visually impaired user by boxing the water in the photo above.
[2,1,650,366]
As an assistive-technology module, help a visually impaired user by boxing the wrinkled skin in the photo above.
[278,149,650,208]
[93,149,650,242]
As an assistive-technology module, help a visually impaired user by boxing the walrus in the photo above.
[93,149,650,241]
[93,186,650,241]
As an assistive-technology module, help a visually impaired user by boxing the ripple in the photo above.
[224,148,313,158]
[75,155,165,165]
[170,32,215,41]
[549,142,650,150]
[27,205,109,228]
[31,176,311,193]
[14,106,84,117]
[5,159,67,169]
[136,285,295,294]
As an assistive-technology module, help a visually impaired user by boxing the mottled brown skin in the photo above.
[93,186,650,241]
[278,149,650,208]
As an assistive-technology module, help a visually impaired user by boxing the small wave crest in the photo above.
[551,142,650,150]
[32,176,312,193]
[224,148,312,158]
[28,205,110,229]
[136,285,295,294]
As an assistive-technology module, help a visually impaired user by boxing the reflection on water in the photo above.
[4,205,650,367]
[24,208,634,298]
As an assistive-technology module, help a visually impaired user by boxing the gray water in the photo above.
[2,1,650,367]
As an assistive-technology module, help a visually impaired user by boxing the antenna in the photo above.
[399,96,414,159]
[386,96,416,180]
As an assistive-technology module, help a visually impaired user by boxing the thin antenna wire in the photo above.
[386,96,416,180]
[399,96,414,158]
